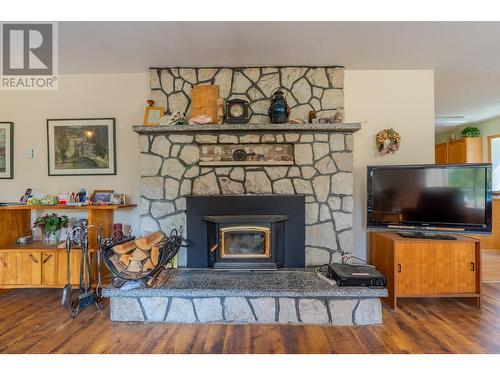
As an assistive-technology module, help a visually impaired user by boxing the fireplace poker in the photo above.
[70,222,103,319]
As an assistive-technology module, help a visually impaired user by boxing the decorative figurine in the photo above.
[75,188,87,203]
[334,107,344,124]
[308,110,317,124]
[159,112,188,125]
[268,90,290,124]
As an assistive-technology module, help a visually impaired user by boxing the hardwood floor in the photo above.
[1,283,500,354]
[483,250,500,282]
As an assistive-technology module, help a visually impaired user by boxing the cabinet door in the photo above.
[396,243,436,295]
[41,251,58,286]
[433,244,477,293]
[448,140,466,163]
[396,242,477,296]
[0,252,17,285]
[435,142,448,164]
[57,250,84,286]
[464,137,483,163]
[16,252,42,285]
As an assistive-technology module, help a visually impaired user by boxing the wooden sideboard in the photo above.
[0,243,98,288]
[0,204,135,289]
[369,231,481,310]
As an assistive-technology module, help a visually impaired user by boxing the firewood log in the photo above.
[143,258,154,272]
[112,240,136,254]
[150,245,160,266]
[110,254,128,273]
[135,231,165,251]
[127,260,142,273]
[130,248,148,262]
[119,253,132,266]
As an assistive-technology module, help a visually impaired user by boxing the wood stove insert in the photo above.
[186,195,305,269]
[205,215,287,270]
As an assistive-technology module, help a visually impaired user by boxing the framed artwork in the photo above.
[0,122,14,179]
[47,118,116,176]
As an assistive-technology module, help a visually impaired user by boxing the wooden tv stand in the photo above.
[368,231,481,310]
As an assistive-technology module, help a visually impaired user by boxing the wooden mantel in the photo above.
[133,122,362,134]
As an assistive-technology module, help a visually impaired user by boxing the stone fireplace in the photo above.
[106,66,386,326]
[136,122,358,267]
[138,65,356,268]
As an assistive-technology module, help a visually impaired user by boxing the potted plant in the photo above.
[461,126,481,138]
[34,213,69,245]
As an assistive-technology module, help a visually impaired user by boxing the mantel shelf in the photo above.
[133,122,361,135]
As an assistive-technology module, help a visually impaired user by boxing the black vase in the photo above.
[268,90,290,124]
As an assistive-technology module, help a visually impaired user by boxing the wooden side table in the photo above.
[368,231,481,310]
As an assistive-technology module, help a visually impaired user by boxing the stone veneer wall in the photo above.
[138,130,354,266]
[110,296,381,325]
[150,66,344,123]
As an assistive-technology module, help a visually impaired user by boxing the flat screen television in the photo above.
[367,164,492,234]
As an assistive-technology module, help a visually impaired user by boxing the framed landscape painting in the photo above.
[47,118,116,176]
[0,122,14,179]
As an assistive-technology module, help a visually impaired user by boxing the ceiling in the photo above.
[58,22,500,130]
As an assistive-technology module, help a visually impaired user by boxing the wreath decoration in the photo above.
[376,128,401,156]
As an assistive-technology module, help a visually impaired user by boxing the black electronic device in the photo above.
[367,163,492,234]
[327,263,387,287]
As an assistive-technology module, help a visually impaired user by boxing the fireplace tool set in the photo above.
[60,220,109,319]
[60,223,187,318]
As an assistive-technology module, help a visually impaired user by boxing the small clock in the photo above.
[225,99,250,124]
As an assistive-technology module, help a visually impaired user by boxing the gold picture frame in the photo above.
[143,100,165,126]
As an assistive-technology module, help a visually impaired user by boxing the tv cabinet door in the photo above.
[433,244,477,293]
[396,243,436,295]
[396,242,477,296]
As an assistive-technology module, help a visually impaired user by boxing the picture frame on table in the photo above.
[0,122,14,179]
[90,189,114,204]
[110,193,126,205]
[47,118,116,176]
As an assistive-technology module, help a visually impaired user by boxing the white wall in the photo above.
[0,73,149,233]
[0,70,435,255]
[344,70,435,259]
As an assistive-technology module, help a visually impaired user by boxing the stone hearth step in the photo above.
[103,269,387,325]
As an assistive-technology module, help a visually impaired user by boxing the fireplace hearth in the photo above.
[186,195,305,268]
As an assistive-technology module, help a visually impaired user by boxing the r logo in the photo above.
[2,23,53,75]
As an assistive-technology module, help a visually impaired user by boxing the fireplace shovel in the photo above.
[61,235,72,308]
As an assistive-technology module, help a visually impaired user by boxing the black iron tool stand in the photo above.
[69,222,104,319]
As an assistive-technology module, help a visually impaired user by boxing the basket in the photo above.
[103,228,187,284]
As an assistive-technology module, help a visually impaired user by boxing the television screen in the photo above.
[367,164,492,233]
